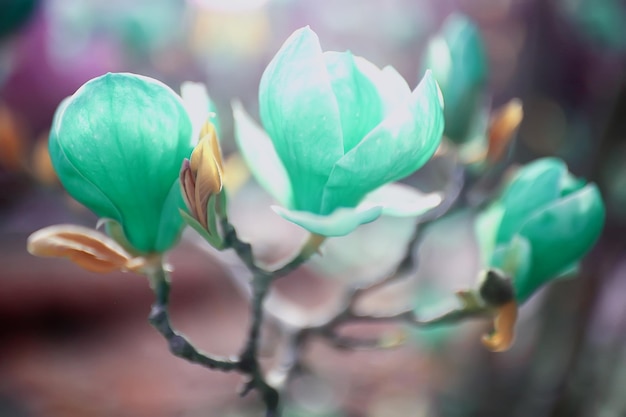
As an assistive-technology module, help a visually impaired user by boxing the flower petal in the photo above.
[180,81,220,145]
[321,70,444,212]
[475,203,505,270]
[496,158,566,244]
[363,182,442,217]
[515,184,605,301]
[323,51,383,153]
[352,58,412,112]
[423,13,487,142]
[233,102,293,207]
[49,98,123,224]
[155,181,188,253]
[258,26,344,212]
[272,204,382,237]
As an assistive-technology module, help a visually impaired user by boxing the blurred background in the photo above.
[2,0,626,416]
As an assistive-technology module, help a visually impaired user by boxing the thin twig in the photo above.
[147,266,238,371]
[264,162,470,384]
[219,218,323,416]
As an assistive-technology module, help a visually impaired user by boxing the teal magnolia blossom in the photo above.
[475,158,605,302]
[49,72,194,254]
[235,27,445,236]
[422,13,487,143]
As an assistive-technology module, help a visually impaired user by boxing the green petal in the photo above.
[474,202,505,266]
[515,184,605,301]
[49,97,123,223]
[324,51,384,153]
[423,14,487,142]
[154,181,186,252]
[50,73,194,253]
[352,58,412,113]
[272,204,382,237]
[321,70,444,212]
[497,158,566,244]
[232,102,293,207]
[363,182,442,217]
[258,26,344,212]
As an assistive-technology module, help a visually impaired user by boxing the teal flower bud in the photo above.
[49,73,194,254]
[234,27,445,237]
[475,158,605,302]
[422,13,488,143]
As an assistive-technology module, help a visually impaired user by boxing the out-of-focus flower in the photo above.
[0,0,39,40]
[0,102,26,172]
[234,27,444,237]
[179,120,226,249]
[48,72,194,254]
[422,13,487,144]
[476,158,605,303]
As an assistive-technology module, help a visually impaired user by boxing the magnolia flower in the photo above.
[472,158,604,351]
[422,13,487,143]
[48,72,194,254]
[234,27,445,237]
[476,157,605,303]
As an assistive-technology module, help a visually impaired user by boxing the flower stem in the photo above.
[147,263,238,371]
[218,218,325,415]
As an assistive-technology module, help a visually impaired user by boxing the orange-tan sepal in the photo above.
[487,99,523,163]
[182,121,224,230]
[27,224,150,274]
[481,300,518,352]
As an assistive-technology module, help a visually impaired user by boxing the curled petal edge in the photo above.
[363,182,443,217]
[272,204,383,237]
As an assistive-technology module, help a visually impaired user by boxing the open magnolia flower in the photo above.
[472,158,605,351]
[48,72,195,254]
[234,27,444,237]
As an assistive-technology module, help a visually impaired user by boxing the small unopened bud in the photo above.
[179,121,227,248]
[180,121,224,227]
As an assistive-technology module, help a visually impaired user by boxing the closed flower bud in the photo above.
[49,72,194,254]
[179,121,227,249]
[422,13,488,143]
[476,158,605,303]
